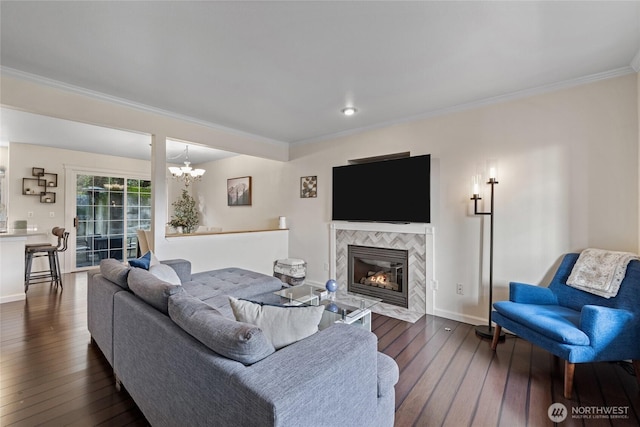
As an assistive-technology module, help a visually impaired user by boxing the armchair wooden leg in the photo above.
[491,325,502,350]
[564,361,575,399]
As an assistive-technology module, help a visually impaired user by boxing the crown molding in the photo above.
[293,66,636,146]
[4,65,635,150]
[0,67,289,148]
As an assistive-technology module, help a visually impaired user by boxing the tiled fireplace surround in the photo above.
[330,222,435,322]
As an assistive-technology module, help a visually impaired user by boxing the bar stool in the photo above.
[24,227,69,293]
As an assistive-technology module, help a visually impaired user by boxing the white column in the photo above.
[151,134,167,255]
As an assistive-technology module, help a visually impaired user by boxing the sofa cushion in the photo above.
[186,267,282,300]
[168,293,275,365]
[128,268,183,314]
[99,259,131,289]
[229,297,325,349]
[493,301,590,346]
[149,263,182,285]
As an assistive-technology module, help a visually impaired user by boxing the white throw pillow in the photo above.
[149,263,182,285]
[229,297,325,349]
[149,251,160,267]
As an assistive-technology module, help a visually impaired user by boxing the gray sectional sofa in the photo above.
[88,258,399,427]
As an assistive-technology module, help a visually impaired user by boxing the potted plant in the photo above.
[168,189,199,234]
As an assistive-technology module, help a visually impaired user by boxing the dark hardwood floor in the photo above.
[1,273,638,426]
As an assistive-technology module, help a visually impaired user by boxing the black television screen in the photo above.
[332,154,430,223]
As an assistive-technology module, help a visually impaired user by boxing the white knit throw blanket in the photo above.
[566,248,638,298]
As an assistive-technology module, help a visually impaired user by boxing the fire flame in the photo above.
[371,273,388,284]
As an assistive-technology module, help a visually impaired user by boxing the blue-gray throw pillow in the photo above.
[128,267,183,314]
[168,293,275,364]
[229,296,325,349]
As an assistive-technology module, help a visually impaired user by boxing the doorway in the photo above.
[72,172,151,270]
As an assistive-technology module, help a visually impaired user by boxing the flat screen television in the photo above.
[332,154,430,223]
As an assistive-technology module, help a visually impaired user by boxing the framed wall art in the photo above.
[227,176,252,206]
[300,176,317,198]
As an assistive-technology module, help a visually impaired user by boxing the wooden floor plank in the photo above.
[526,343,554,427]
[498,337,533,426]
[441,336,497,427]
[414,326,480,426]
[469,335,517,426]
[393,323,472,426]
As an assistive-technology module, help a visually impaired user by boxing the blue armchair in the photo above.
[491,253,640,398]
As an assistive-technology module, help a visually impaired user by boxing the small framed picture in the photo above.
[300,176,317,198]
[227,176,252,206]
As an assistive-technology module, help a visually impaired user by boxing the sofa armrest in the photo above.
[377,352,399,398]
[237,324,391,426]
[160,258,191,283]
[580,305,634,350]
[509,282,557,305]
[88,273,124,366]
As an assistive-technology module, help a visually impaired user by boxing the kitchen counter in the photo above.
[0,230,47,303]
[0,229,47,238]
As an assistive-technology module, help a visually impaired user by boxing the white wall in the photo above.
[2,73,638,325]
[158,230,289,275]
[287,74,638,323]
[192,155,288,231]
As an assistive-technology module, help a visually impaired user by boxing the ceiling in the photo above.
[1,1,639,156]
[0,108,237,164]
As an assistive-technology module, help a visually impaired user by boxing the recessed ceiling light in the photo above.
[341,107,357,116]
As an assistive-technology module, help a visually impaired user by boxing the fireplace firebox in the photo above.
[347,245,408,308]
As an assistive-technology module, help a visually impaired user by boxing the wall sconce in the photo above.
[471,160,505,342]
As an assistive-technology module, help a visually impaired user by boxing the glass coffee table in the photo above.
[251,284,381,331]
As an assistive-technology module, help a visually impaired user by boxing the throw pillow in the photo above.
[168,293,275,365]
[149,251,160,267]
[99,259,131,289]
[149,263,182,285]
[129,251,151,269]
[128,267,183,314]
[229,297,325,350]
[129,250,160,270]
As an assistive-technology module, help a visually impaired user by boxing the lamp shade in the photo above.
[168,145,206,186]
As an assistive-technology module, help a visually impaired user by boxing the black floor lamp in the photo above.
[471,165,505,341]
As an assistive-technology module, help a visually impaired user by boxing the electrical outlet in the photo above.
[456,283,464,295]
[27,211,34,218]
[49,212,55,218]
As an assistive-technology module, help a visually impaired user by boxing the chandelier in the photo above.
[168,145,205,186]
